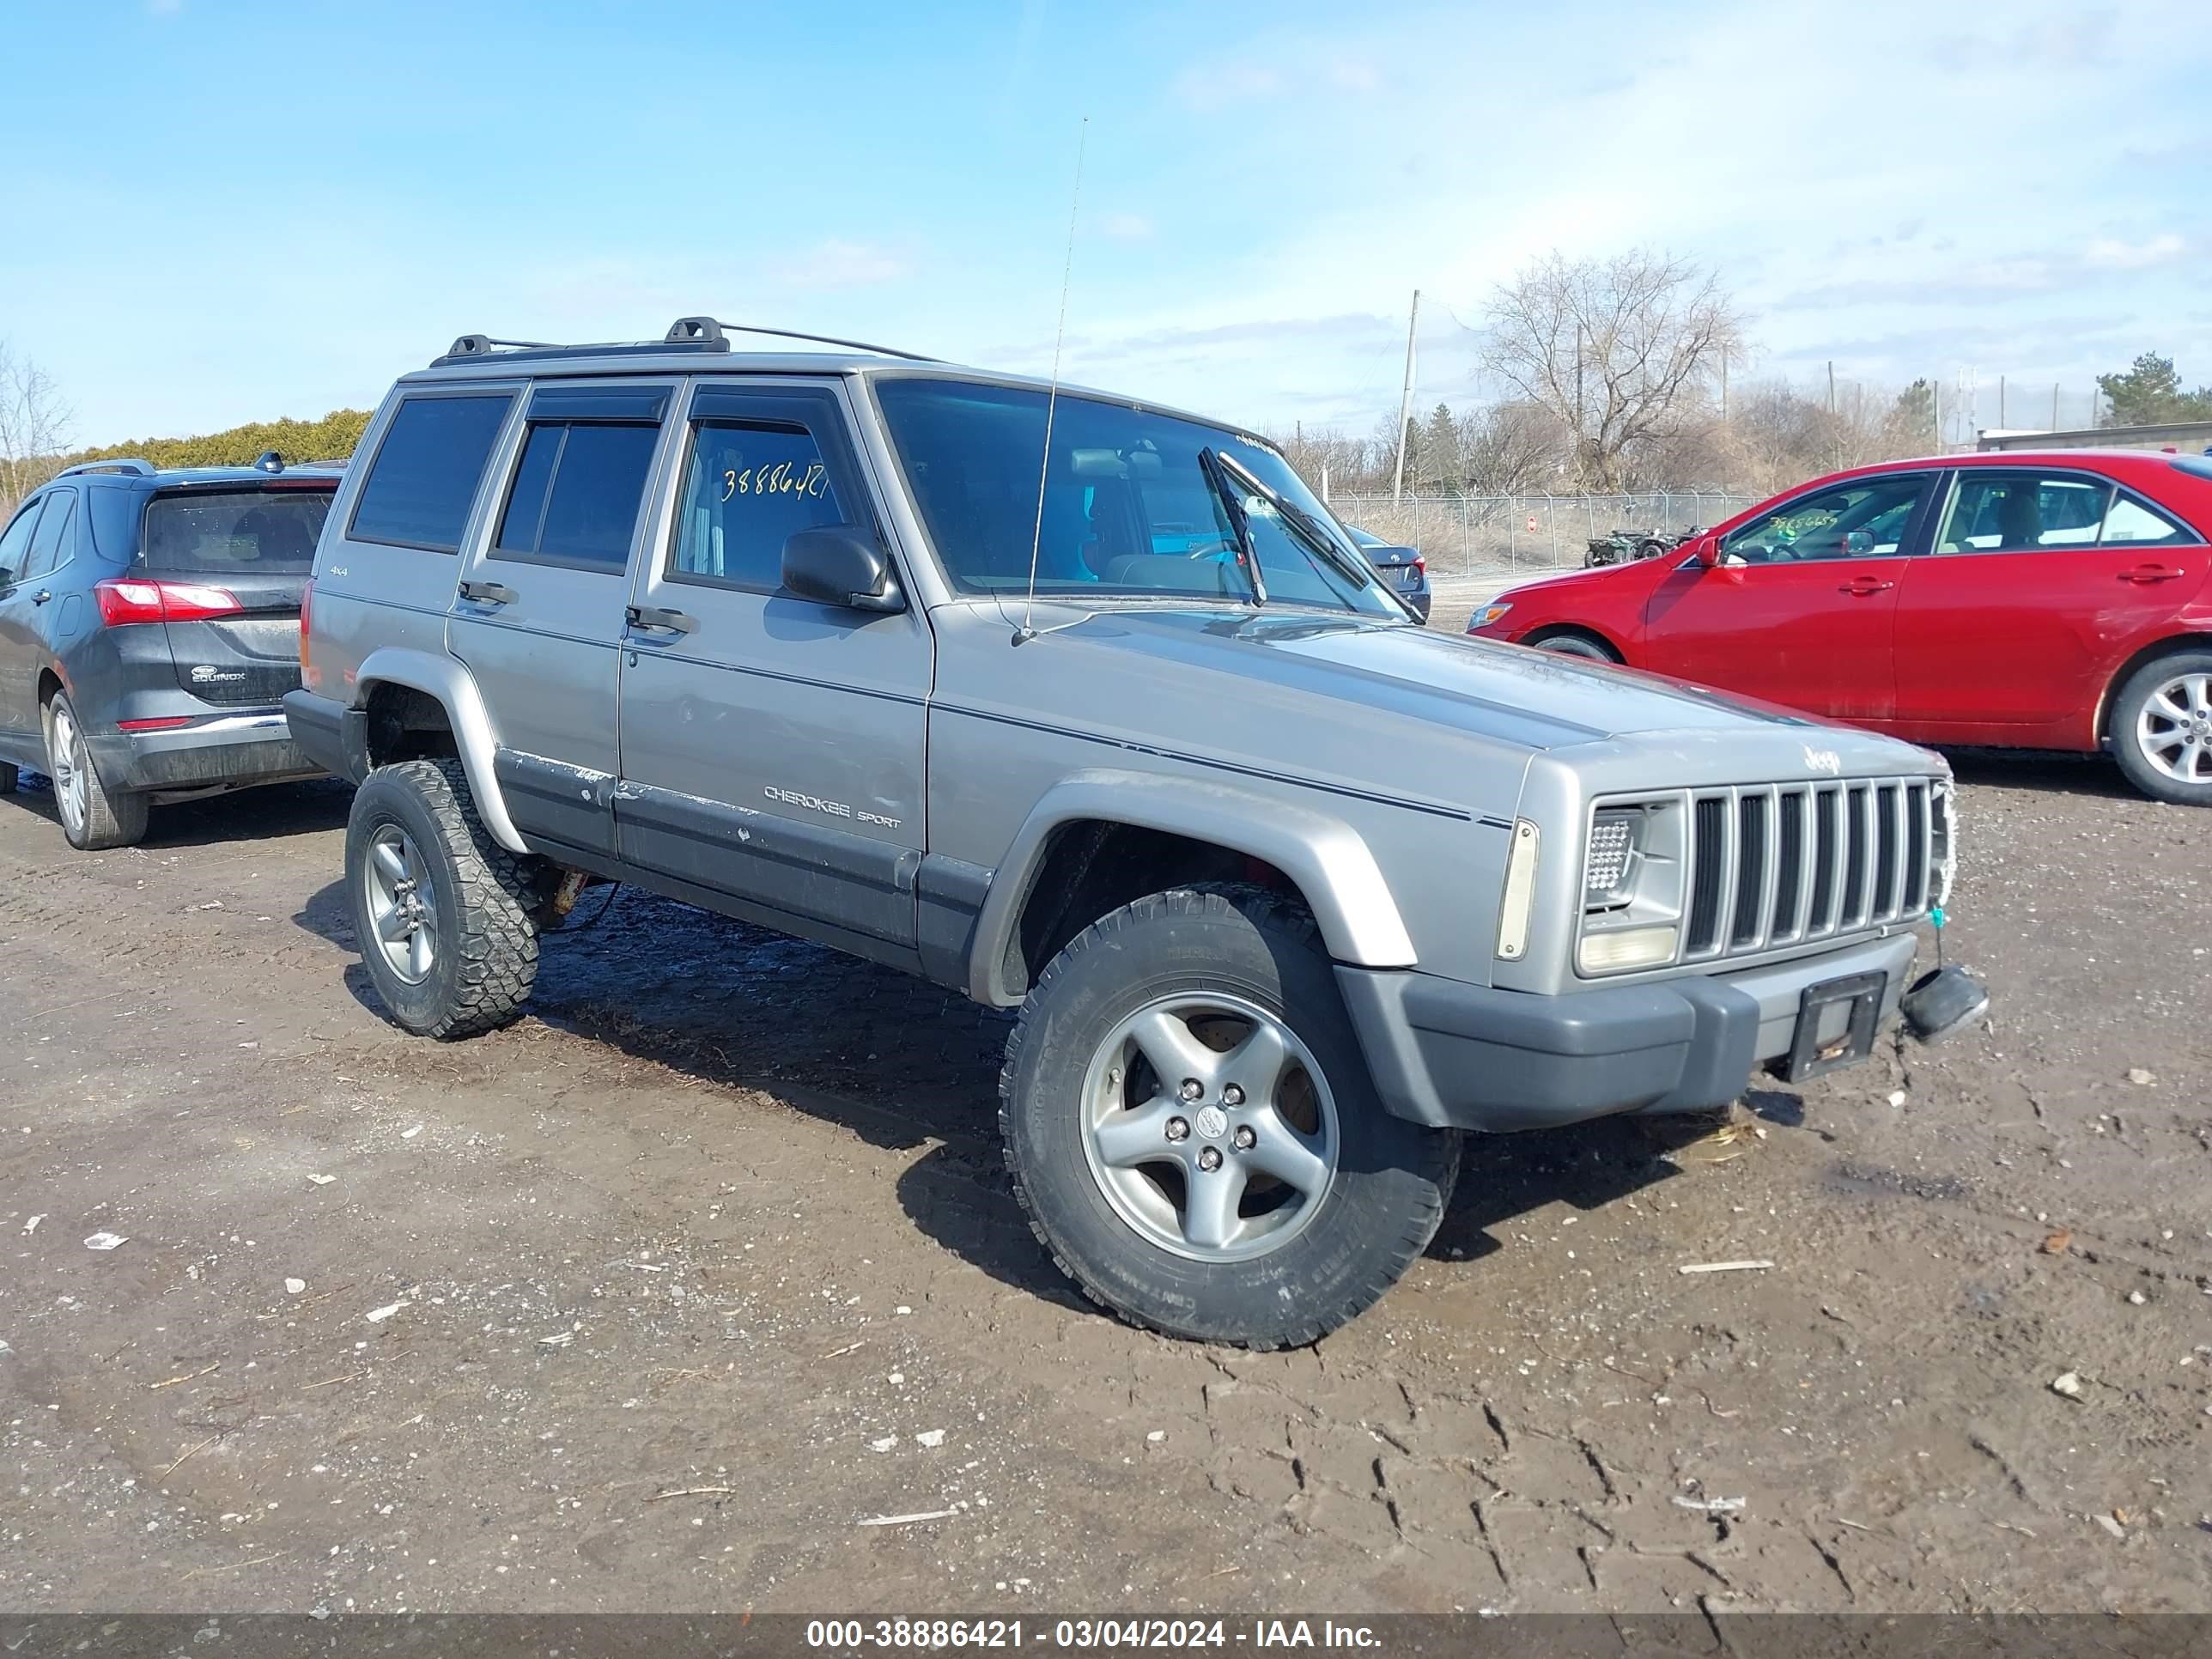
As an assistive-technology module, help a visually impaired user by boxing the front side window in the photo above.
[142,489,331,574]
[350,393,515,552]
[1723,475,1928,564]
[670,422,847,591]
[872,378,1400,617]
[21,490,76,580]
[493,422,660,571]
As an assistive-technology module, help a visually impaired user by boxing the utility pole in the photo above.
[1933,378,1942,449]
[1826,361,1836,416]
[1999,374,2007,427]
[1391,289,1419,507]
[1719,344,1729,426]
[2051,383,2059,429]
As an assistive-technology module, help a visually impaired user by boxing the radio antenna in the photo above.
[1018,115,1088,642]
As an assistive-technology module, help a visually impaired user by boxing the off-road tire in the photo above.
[346,758,548,1038]
[0,761,17,794]
[1529,629,1621,664]
[1000,883,1461,1348]
[44,691,149,850]
[2110,648,2212,807]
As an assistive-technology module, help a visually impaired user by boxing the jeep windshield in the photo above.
[872,377,1404,618]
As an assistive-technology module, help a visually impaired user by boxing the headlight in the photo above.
[1583,810,1643,908]
[1468,602,1512,631]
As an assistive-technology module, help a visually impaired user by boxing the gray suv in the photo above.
[285,318,1984,1347]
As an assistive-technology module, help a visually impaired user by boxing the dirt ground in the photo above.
[3,729,2209,1617]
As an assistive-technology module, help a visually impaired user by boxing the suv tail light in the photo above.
[94,577,245,625]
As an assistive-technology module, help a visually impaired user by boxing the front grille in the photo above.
[1680,775,1946,964]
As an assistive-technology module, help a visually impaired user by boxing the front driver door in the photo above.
[1642,471,1936,724]
[614,380,931,959]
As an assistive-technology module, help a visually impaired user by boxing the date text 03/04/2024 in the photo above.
[803,1619,1382,1650]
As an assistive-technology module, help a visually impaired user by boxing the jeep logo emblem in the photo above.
[1803,745,1842,776]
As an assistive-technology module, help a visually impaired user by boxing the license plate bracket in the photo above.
[1780,970,1886,1082]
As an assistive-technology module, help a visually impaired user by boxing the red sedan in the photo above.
[1468,451,2212,803]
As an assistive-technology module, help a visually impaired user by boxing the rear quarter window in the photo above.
[349,393,515,552]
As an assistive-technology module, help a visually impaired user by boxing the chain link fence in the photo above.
[1327,490,1758,584]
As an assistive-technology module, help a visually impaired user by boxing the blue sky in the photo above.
[6,0,2210,450]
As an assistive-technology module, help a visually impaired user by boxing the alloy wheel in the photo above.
[2135,672,2212,784]
[363,823,438,984]
[1079,991,1340,1263]
[48,703,87,842]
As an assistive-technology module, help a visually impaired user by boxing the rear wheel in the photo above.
[345,758,549,1037]
[2112,649,2212,805]
[1000,883,1460,1348]
[44,693,149,850]
[1529,629,1621,664]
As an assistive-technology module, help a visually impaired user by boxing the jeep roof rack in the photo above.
[428,316,937,369]
[56,458,159,479]
[667,317,939,362]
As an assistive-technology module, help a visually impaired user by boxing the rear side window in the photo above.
[350,394,514,552]
[143,489,333,574]
[21,490,76,580]
[0,496,45,582]
[492,422,659,571]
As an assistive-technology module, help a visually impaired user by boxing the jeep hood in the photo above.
[1036,605,1832,750]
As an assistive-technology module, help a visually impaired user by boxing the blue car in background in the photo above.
[1346,526,1431,622]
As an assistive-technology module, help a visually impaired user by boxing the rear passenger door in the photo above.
[1893,468,2212,739]
[449,382,677,860]
[613,380,931,956]
[0,493,58,750]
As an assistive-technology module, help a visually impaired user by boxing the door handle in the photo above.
[626,605,698,635]
[2121,564,2182,584]
[31,590,52,605]
[1838,578,1894,597]
[458,579,518,605]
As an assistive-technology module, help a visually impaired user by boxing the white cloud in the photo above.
[769,240,908,289]
[2085,233,2185,270]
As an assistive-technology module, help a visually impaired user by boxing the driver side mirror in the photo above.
[1843,530,1875,556]
[781,525,904,613]
[1692,534,1721,568]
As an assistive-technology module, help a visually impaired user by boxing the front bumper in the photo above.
[85,710,323,794]
[1340,930,1920,1133]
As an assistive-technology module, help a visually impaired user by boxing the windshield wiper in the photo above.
[1196,447,1267,606]
[1210,450,1383,599]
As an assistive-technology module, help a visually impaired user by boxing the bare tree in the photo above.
[0,341,73,513]
[1482,250,1741,491]
[1457,398,1567,495]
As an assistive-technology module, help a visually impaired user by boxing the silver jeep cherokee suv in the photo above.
[285,318,1985,1347]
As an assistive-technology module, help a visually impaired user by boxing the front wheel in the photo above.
[345,758,549,1037]
[2112,650,2212,805]
[44,693,149,850]
[1000,884,1460,1348]
[1530,630,1621,664]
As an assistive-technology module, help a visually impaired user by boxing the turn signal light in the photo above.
[94,577,245,626]
[1577,925,1678,975]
